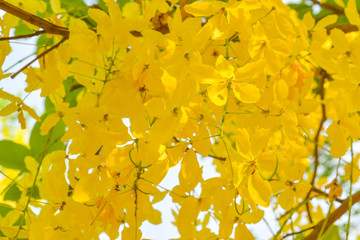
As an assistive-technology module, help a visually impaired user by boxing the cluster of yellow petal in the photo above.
[1,0,360,239]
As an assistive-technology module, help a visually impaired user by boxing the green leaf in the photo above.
[29,116,66,160]
[30,98,65,159]
[98,0,108,12]
[13,213,24,226]
[4,184,22,201]
[28,186,41,199]
[66,87,82,108]
[60,0,87,10]
[63,77,82,107]
[118,0,131,10]
[0,140,31,170]
[288,4,313,19]
[44,97,56,114]
[36,35,54,54]
[0,203,13,217]
[14,20,33,36]
[59,0,97,27]
[321,225,341,240]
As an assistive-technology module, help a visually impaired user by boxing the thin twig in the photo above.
[90,201,108,225]
[3,52,34,73]
[0,30,45,41]
[310,186,344,204]
[140,178,189,198]
[13,129,54,239]
[306,69,327,223]
[11,37,67,78]
[263,217,275,235]
[134,167,142,240]
[219,82,234,177]
[192,148,226,161]
[69,71,106,82]
[208,154,226,161]
[221,137,233,178]
[346,140,354,240]
[0,170,26,190]
[282,226,315,239]
[310,69,327,186]
[2,41,38,46]
[0,169,26,195]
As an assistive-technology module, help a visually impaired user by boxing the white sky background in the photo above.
[1,1,360,239]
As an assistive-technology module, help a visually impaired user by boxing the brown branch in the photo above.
[326,23,359,34]
[310,69,327,186]
[310,186,344,204]
[282,226,315,239]
[0,0,69,38]
[208,154,226,161]
[306,69,327,223]
[306,200,313,223]
[69,84,84,92]
[0,30,45,41]
[304,191,360,240]
[192,148,227,161]
[11,37,67,78]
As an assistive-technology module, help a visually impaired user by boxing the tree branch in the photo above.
[11,37,67,78]
[0,0,69,38]
[310,69,327,187]
[0,30,45,41]
[208,154,226,161]
[304,191,360,240]
[326,23,359,33]
[282,226,315,239]
[310,186,344,204]
[306,69,327,223]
